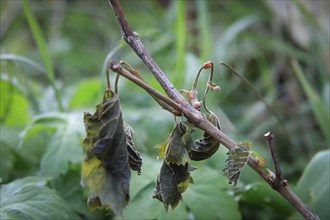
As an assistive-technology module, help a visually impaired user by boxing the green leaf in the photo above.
[196,1,211,61]
[0,141,15,183]
[19,124,56,164]
[0,125,22,182]
[183,166,241,220]
[240,182,294,219]
[293,150,330,219]
[129,156,161,201]
[21,0,63,111]
[174,0,186,87]
[0,79,31,126]
[68,78,100,110]
[82,90,130,215]
[0,177,79,220]
[0,53,46,74]
[223,141,251,186]
[39,113,84,177]
[291,59,330,139]
[52,169,104,219]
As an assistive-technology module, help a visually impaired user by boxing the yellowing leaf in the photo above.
[155,142,167,159]
[177,175,193,193]
[81,90,130,215]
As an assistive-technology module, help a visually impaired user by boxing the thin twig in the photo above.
[109,60,182,115]
[220,62,285,123]
[119,60,181,116]
[107,1,320,219]
[264,131,286,189]
[220,62,296,150]
[109,0,187,105]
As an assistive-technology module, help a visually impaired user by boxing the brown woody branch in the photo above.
[265,131,287,189]
[108,1,319,219]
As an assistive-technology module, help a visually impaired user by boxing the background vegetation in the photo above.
[1,0,329,219]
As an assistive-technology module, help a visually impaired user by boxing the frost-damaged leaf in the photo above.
[165,121,194,165]
[223,141,251,186]
[189,112,221,161]
[81,90,130,215]
[153,162,193,211]
[124,122,142,175]
[152,121,194,210]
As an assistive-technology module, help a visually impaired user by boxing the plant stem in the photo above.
[108,60,182,115]
[265,131,286,189]
[108,1,320,219]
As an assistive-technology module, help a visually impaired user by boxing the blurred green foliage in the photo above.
[0,0,329,219]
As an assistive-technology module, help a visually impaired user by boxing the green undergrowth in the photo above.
[1,1,328,219]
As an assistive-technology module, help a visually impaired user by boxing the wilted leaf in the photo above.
[189,112,221,161]
[81,90,130,215]
[124,122,142,174]
[0,177,79,220]
[165,121,194,165]
[153,162,192,211]
[223,141,251,186]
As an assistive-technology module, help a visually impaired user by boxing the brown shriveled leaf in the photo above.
[165,121,194,165]
[223,141,251,186]
[81,90,130,215]
[153,162,192,211]
[124,122,142,175]
[189,112,221,161]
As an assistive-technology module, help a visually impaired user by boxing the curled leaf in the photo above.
[165,121,194,165]
[189,112,221,161]
[223,141,251,186]
[153,162,192,211]
[124,122,142,174]
[82,90,130,215]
